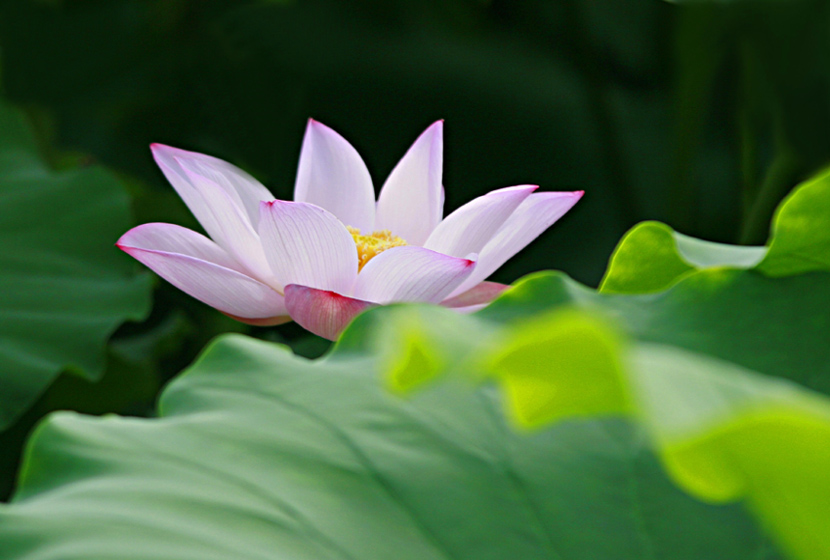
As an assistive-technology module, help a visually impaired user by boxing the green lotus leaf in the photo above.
[381,266,830,559]
[757,166,830,276]
[0,333,779,559]
[600,167,830,294]
[598,221,696,294]
[0,101,152,429]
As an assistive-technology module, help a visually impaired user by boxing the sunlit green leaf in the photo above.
[482,309,630,427]
[599,221,696,294]
[757,166,830,276]
[484,269,830,396]
[600,167,830,294]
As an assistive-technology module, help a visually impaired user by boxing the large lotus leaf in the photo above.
[0,334,779,559]
[0,101,152,429]
[376,301,830,560]
[599,167,829,294]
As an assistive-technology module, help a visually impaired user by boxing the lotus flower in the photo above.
[118,121,582,339]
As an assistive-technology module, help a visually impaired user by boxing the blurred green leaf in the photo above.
[0,100,152,429]
[0,334,778,559]
[485,269,830,395]
[476,308,830,560]
[482,309,631,427]
[631,342,830,560]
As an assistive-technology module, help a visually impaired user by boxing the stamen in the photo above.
[347,226,407,271]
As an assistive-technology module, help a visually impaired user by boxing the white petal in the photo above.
[176,164,275,285]
[293,120,376,232]
[353,246,475,304]
[151,144,274,227]
[150,144,275,284]
[424,185,537,257]
[284,284,374,341]
[258,200,359,294]
[447,191,584,297]
[375,121,444,245]
[117,232,287,320]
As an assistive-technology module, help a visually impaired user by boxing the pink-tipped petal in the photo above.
[440,281,510,308]
[424,185,538,257]
[258,200,359,294]
[284,284,374,340]
[117,235,287,320]
[447,191,584,298]
[353,246,475,304]
[294,120,376,233]
[151,144,274,227]
[117,222,242,271]
[375,121,444,245]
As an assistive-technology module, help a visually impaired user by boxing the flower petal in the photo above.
[151,144,274,227]
[117,222,242,271]
[375,121,444,245]
[440,281,510,308]
[424,185,538,257]
[284,284,374,340]
[176,164,275,285]
[117,232,287,320]
[447,191,584,298]
[353,246,475,304]
[293,120,376,233]
[258,200,359,294]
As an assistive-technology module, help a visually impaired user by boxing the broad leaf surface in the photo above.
[0,101,152,429]
[0,334,779,560]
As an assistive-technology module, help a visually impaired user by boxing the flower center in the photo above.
[347,226,407,271]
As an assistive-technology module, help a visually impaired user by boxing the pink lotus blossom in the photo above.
[118,121,582,339]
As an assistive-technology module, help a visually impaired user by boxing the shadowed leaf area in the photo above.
[0,101,152,430]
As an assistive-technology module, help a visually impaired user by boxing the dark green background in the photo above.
[0,0,829,500]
